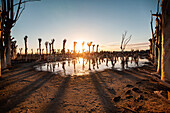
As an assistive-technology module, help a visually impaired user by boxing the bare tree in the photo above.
[161,0,170,82]
[92,44,95,53]
[24,36,28,61]
[73,41,77,54]
[49,43,52,54]
[0,11,2,77]
[62,39,67,54]
[38,38,42,60]
[82,41,85,53]
[150,10,157,65]
[31,49,33,55]
[87,42,93,54]
[0,0,40,68]
[51,39,55,54]
[120,31,132,52]
[96,44,99,53]
[11,40,18,60]
[42,49,44,54]
[120,31,132,69]
[152,0,162,75]
[45,41,49,54]
[38,38,42,55]
[19,48,23,55]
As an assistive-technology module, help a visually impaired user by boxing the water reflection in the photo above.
[35,57,148,76]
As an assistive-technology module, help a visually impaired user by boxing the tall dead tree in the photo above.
[11,40,18,60]
[92,44,95,53]
[0,0,40,71]
[31,49,33,54]
[49,43,51,54]
[0,9,2,77]
[161,0,170,82]
[120,32,132,52]
[62,39,67,54]
[38,38,42,59]
[120,31,132,69]
[152,0,162,75]
[150,10,157,65]
[24,36,28,61]
[73,41,77,54]
[45,41,48,54]
[87,42,93,54]
[38,38,42,55]
[96,44,99,53]
[19,48,23,55]
[82,41,85,53]
[51,39,55,54]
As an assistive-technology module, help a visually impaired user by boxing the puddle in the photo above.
[34,57,149,76]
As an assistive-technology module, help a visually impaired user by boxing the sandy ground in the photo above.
[0,62,170,113]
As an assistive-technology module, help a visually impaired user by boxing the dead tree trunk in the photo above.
[82,42,85,53]
[87,42,92,54]
[92,44,95,53]
[0,10,2,77]
[38,38,42,59]
[24,36,28,61]
[51,39,55,54]
[120,31,132,69]
[96,45,99,53]
[45,42,48,54]
[152,0,162,75]
[0,0,40,69]
[62,39,67,54]
[49,43,51,55]
[161,0,170,83]
[73,42,77,54]
[150,10,157,64]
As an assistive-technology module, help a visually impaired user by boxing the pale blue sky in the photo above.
[10,0,159,53]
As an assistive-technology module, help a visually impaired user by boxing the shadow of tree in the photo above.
[95,72,116,95]
[42,76,71,113]
[90,72,117,113]
[0,71,55,113]
[2,68,34,79]
[0,71,39,90]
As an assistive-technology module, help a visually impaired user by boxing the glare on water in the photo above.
[34,57,149,76]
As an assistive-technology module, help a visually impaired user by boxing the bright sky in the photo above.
[10,0,158,53]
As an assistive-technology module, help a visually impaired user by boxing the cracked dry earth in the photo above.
[0,63,170,113]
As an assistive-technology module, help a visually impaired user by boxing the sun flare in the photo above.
[74,40,89,53]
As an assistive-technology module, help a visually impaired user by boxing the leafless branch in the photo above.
[120,31,132,52]
[14,0,22,22]
[13,0,41,6]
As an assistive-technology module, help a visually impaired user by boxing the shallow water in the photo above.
[34,57,148,76]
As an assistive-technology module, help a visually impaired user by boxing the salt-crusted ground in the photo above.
[0,62,169,113]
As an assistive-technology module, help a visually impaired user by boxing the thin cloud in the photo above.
[100,42,149,51]
[104,42,149,47]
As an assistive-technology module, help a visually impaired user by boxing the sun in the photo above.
[74,40,89,53]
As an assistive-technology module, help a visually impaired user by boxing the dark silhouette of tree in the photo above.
[73,41,77,54]
[0,0,40,72]
[62,39,67,54]
[45,41,49,54]
[87,42,93,53]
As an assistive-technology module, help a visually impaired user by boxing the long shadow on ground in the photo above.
[108,69,145,82]
[42,76,71,113]
[107,70,170,97]
[95,72,116,95]
[90,72,118,113]
[2,68,34,80]
[0,71,39,90]
[0,71,55,113]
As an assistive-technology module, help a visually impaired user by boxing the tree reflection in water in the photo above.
[35,57,148,76]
